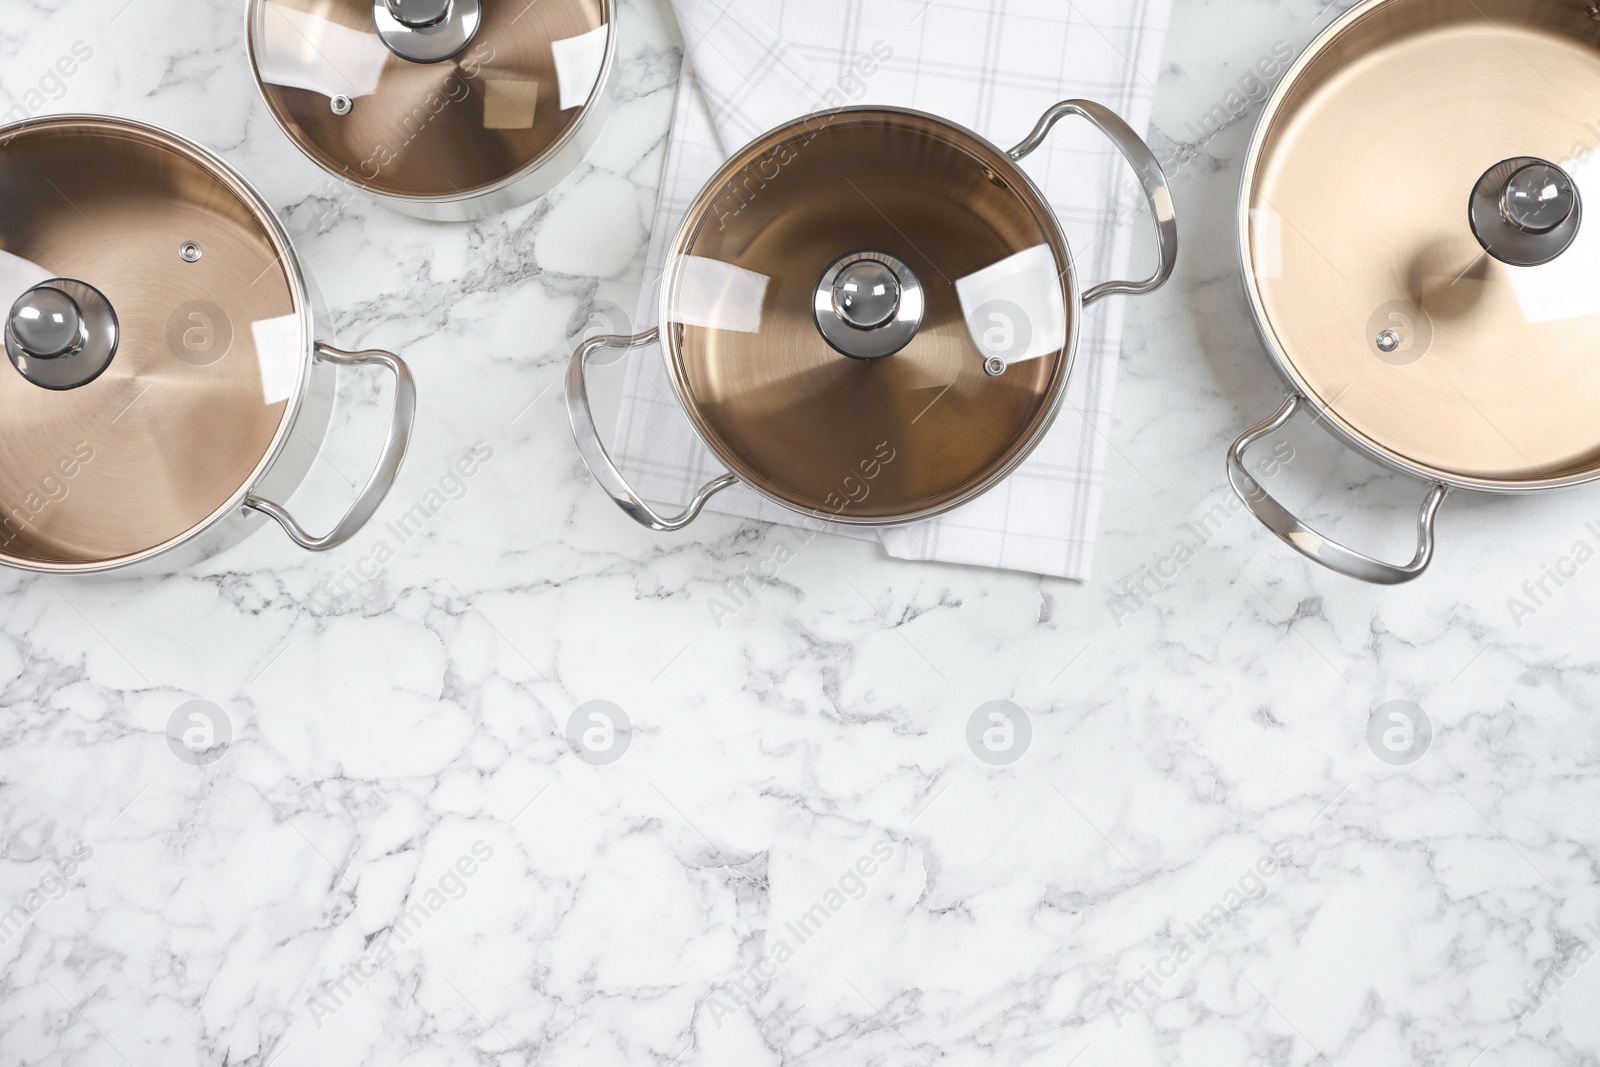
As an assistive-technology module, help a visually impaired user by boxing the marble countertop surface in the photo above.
[4,1,1599,1065]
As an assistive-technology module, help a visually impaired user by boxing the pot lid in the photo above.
[1245,0,1600,487]
[0,117,305,568]
[247,0,611,202]
[661,109,1076,522]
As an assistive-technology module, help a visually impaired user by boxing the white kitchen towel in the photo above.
[612,0,1173,578]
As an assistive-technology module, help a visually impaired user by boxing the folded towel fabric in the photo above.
[612,0,1175,579]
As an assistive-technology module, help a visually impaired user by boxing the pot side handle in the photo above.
[1228,394,1450,585]
[1009,99,1179,307]
[246,342,416,552]
[566,328,737,532]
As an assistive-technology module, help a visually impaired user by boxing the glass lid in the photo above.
[1247,0,1600,486]
[247,0,611,201]
[0,117,304,568]
[661,109,1076,522]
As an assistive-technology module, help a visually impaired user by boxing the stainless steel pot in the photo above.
[0,115,415,574]
[1229,0,1600,583]
[245,0,615,220]
[567,100,1178,531]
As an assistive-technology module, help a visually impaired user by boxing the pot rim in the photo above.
[653,103,1084,528]
[242,0,617,211]
[1236,0,1600,497]
[0,113,317,575]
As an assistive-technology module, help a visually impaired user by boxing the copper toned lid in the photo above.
[661,109,1076,522]
[247,0,610,202]
[0,117,305,567]
[1245,0,1600,487]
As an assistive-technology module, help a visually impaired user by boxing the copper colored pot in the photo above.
[567,100,1178,531]
[0,115,415,574]
[1229,0,1600,583]
[246,0,615,220]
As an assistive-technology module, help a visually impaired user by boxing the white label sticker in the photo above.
[257,2,390,100]
[955,245,1068,366]
[1251,208,1284,280]
[0,250,52,312]
[250,315,302,406]
[669,257,770,334]
[551,24,608,111]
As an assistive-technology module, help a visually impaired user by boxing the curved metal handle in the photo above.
[1228,394,1449,585]
[565,329,737,532]
[1009,99,1179,307]
[247,342,416,552]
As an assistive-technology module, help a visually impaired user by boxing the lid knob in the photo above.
[385,0,452,28]
[10,287,86,360]
[833,260,902,330]
[373,0,481,63]
[813,251,926,361]
[5,280,120,391]
[1501,163,1576,234]
[1469,156,1583,267]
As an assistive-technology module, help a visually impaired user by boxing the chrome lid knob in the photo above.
[9,287,85,360]
[5,280,119,391]
[385,0,452,28]
[1502,162,1577,234]
[1470,156,1583,267]
[373,0,480,63]
[814,251,926,361]
[833,260,902,330]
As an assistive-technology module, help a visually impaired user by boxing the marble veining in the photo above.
[2,0,1599,1065]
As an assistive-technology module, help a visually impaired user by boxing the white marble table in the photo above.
[3,1,1598,1064]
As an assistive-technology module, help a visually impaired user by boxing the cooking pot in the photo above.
[1229,0,1600,583]
[567,100,1178,531]
[245,0,615,220]
[0,115,415,574]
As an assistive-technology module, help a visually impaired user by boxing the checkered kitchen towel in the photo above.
[611,0,1173,579]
